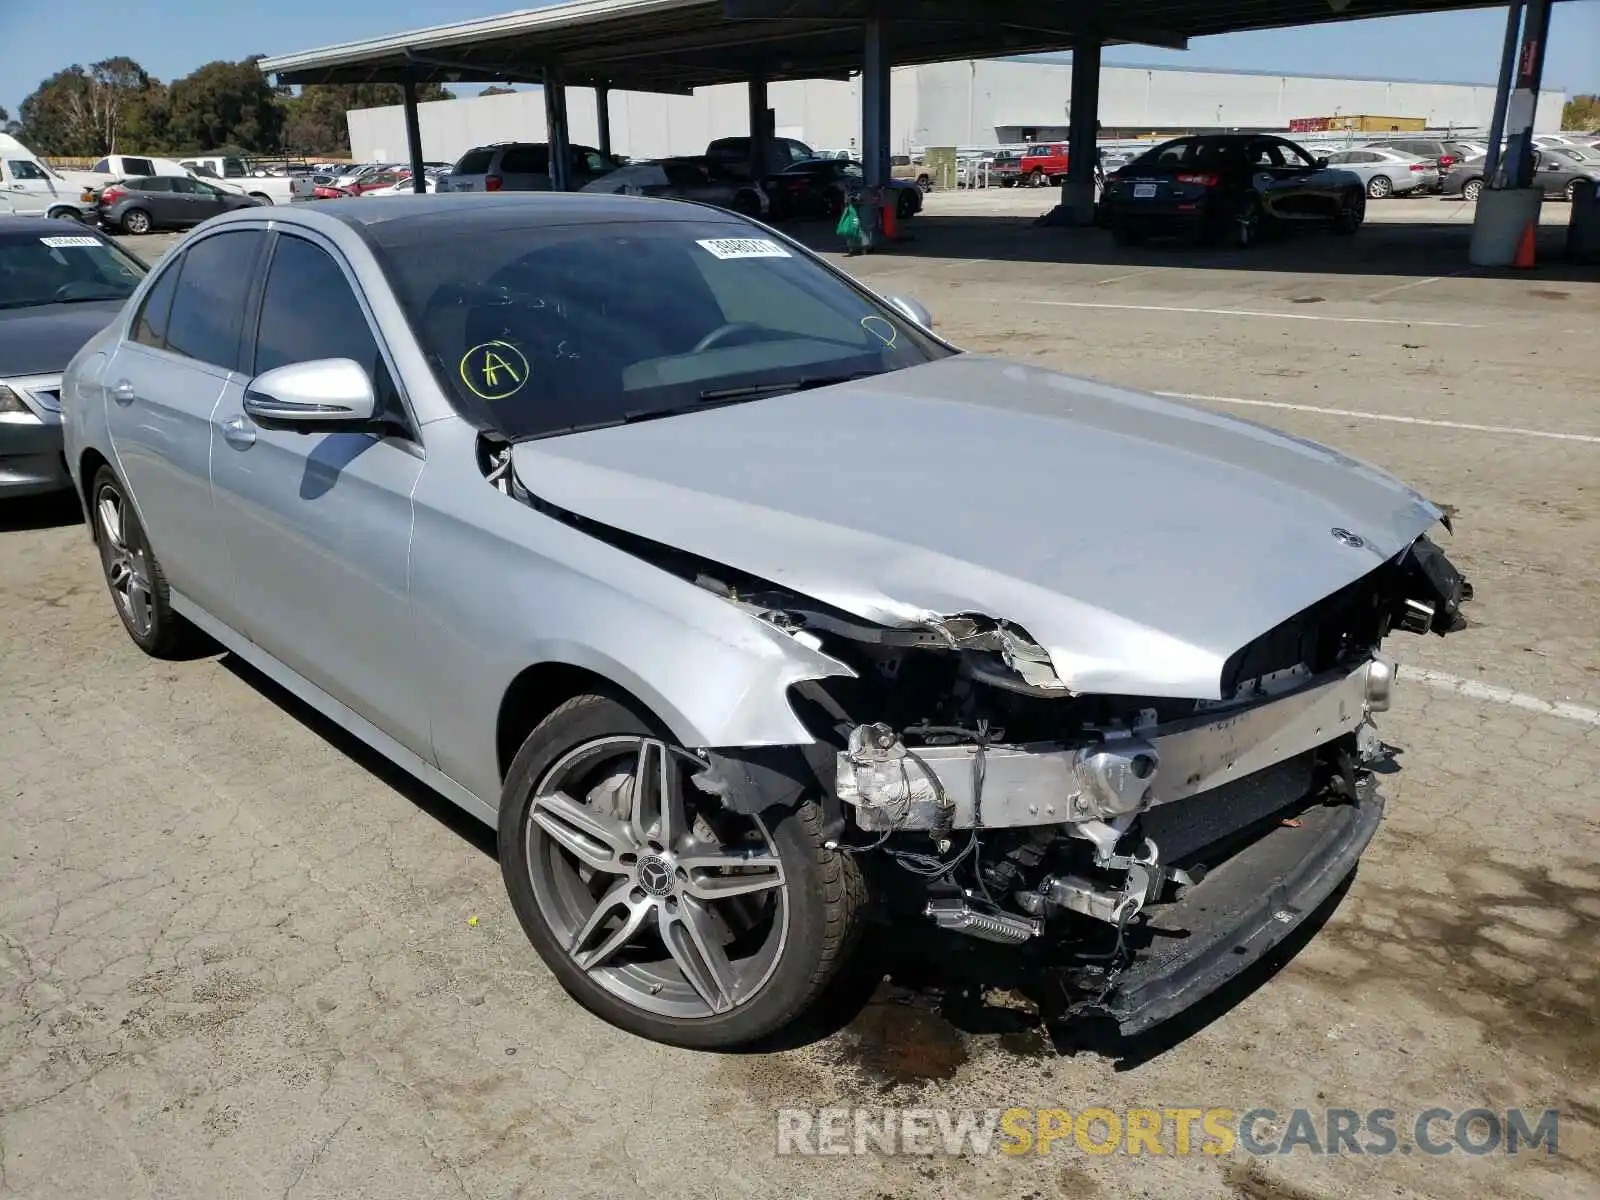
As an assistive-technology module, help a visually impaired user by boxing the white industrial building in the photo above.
[346,56,1565,163]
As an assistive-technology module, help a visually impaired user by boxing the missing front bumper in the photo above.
[1087,784,1383,1036]
[836,658,1384,832]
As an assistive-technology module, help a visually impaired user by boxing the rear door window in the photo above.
[123,157,155,177]
[500,145,548,174]
[453,149,495,175]
[163,230,266,371]
[131,261,183,349]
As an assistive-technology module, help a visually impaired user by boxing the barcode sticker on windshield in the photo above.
[696,237,791,260]
[39,236,101,249]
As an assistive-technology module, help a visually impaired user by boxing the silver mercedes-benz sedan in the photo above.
[61,194,1470,1049]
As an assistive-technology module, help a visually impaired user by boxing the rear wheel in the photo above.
[47,206,83,222]
[1111,217,1146,246]
[91,468,203,658]
[120,208,152,235]
[1028,168,1045,188]
[1461,178,1484,202]
[896,188,918,219]
[1233,195,1262,248]
[499,694,865,1049]
[1565,179,1579,202]
[1366,174,1393,199]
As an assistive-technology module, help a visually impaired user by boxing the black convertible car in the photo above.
[1102,134,1366,248]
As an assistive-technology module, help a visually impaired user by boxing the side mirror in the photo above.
[1315,156,1330,169]
[883,294,933,330]
[244,358,378,434]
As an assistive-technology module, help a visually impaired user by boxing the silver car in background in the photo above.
[61,194,1470,1049]
[1322,147,1438,198]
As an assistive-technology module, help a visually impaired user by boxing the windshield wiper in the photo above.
[49,293,129,304]
[698,370,879,402]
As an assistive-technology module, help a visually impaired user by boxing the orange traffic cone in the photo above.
[1512,220,1537,269]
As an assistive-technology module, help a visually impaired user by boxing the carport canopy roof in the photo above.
[257,0,1526,95]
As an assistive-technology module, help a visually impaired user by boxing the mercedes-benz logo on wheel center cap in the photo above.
[638,855,674,896]
[1330,527,1366,549]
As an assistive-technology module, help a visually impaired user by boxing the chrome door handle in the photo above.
[221,415,256,450]
[111,380,136,406]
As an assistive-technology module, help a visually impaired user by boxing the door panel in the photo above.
[207,231,429,753]
[104,343,236,615]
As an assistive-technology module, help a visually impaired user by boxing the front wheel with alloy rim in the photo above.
[1366,175,1392,199]
[499,694,864,1048]
[1333,192,1366,236]
[120,208,152,235]
[1462,178,1484,202]
[91,468,203,658]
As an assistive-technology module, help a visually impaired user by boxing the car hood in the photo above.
[510,355,1442,699]
[0,300,127,376]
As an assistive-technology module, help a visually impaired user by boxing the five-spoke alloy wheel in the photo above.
[91,467,200,658]
[500,694,862,1048]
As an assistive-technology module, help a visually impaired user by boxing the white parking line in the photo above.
[1408,669,1600,727]
[1018,299,1485,328]
[1364,268,1472,301]
[1093,269,1158,285]
[1158,392,1600,445]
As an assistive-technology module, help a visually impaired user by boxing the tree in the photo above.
[165,58,284,153]
[479,86,517,97]
[281,81,453,155]
[15,58,157,155]
[1563,95,1599,131]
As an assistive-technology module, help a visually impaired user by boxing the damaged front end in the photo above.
[479,433,1470,1033]
[766,535,1470,1033]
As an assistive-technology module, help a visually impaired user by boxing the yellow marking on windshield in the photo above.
[860,315,898,349]
[460,340,531,401]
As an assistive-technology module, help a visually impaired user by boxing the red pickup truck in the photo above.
[1019,142,1069,186]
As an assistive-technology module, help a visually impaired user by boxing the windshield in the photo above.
[0,231,145,310]
[369,216,951,441]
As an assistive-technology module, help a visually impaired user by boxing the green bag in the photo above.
[835,203,862,238]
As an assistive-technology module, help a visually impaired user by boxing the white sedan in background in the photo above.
[1322,148,1439,199]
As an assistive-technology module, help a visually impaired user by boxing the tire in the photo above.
[1366,174,1392,199]
[1028,169,1045,188]
[896,188,917,219]
[916,174,931,193]
[247,192,271,205]
[47,206,83,222]
[1111,218,1146,246]
[1232,195,1262,248]
[498,693,865,1049]
[90,467,203,658]
[120,208,152,235]
[1565,179,1578,202]
[1333,192,1366,236]
[729,189,763,218]
[1461,178,1484,202]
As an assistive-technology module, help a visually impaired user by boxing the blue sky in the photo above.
[2,1,1597,118]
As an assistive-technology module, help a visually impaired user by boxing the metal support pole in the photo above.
[861,18,890,189]
[1059,34,1101,225]
[1483,0,1524,186]
[402,79,426,194]
[543,65,570,191]
[1504,0,1551,190]
[747,75,769,180]
[596,84,612,158]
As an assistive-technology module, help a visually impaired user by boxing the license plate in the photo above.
[1133,183,1157,198]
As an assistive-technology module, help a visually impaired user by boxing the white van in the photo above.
[0,134,97,221]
